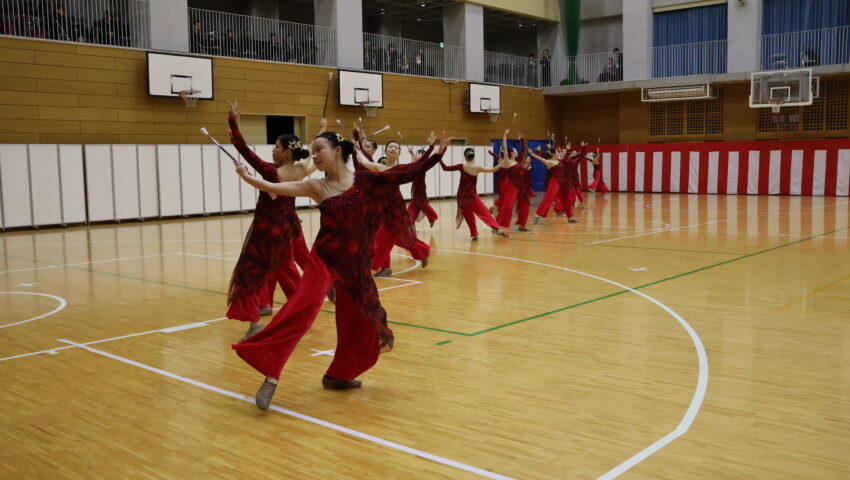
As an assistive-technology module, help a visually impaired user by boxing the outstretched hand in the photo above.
[228,100,240,119]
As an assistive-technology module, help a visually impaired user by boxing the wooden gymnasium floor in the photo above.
[1,192,849,480]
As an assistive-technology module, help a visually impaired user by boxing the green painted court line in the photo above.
[511,236,747,256]
[436,340,453,346]
[466,225,849,337]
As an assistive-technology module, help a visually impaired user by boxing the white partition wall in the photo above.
[0,145,32,228]
[157,145,182,217]
[179,145,205,216]
[137,145,159,218]
[201,145,221,214]
[0,143,493,230]
[85,145,115,222]
[219,145,242,213]
[59,145,86,224]
[28,145,63,226]
[112,145,141,221]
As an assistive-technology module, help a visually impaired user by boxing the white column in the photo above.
[727,0,763,73]
[315,0,363,69]
[622,0,652,81]
[149,0,189,52]
[538,22,566,86]
[443,2,484,82]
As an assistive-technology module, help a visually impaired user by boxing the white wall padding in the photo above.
[137,145,159,218]
[0,145,32,228]
[59,145,86,224]
[156,145,182,217]
[179,145,204,216]
[112,145,141,221]
[84,145,115,222]
[29,145,63,226]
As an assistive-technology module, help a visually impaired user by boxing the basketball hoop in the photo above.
[179,90,201,108]
[769,98,784,123]
[358,101,379,117]
[482,108,500,123]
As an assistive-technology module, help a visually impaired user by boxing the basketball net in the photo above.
[179,90,201,108]
[358,101,379,117]
[482,109,500,123]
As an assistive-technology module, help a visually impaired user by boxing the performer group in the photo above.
[219,101,609,410]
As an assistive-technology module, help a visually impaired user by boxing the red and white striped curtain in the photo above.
[582,139,850,196]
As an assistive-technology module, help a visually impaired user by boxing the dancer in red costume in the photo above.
[493,129,526,233]
[355,134,432,277]
[406,146,439,227]
[587,147,610,194]
[440,147,508,240]
[530,141,587,224]
[232,130,453,410]
[225,101,320,343]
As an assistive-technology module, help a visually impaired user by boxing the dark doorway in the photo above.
[266,115,295,144]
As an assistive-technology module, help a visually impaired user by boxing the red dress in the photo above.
[232,149,446,381]
[352,130,430,272]
[226,112,302,323]
[588,158,610,194]
[407,152,439,225]
[494,138,526,228]
[441,162,500,237]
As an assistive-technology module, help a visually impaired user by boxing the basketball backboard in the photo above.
[147,52,213,99]
[469,83,500,113]
[749,68,817,108]
[339,70,384,107]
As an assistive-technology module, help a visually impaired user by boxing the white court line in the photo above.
[0,292,68,329]
[56,339,515,480]
[586,220,725,246]
[434,249,708,480]
[1,239,247,248]
[0,274,420,363]
[181,252,240,262]
[0,253,181,275]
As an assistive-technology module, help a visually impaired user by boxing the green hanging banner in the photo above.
[561,0,581,85]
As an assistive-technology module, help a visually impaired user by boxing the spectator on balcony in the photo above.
[413,47,425,76]
[190,21,206,53]
[241,28,257,58]
[284,33,300,62]
[527,53,538,87]
[93,10,128,46]
[68,15,89,43]
[399,53,410,73]
[46,4,71,41]
[801,48,819,67]
[388,43,401,73]
[302,32,317,65]
[364,39,374,69]
[540,48,552,87]
[267,32,282,61]
[613,48,623,80]
[598,58,616,82]
[222,28,240,57]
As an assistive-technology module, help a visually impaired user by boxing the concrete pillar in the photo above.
[622,0,652,81]
[315,0,363,69]
[443,2,484,81]
[727,0,763,73]
[150,0,189,52]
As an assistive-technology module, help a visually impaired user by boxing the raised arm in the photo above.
[368,132,454,187]
[228,101,277,180]
[518,133,527,161]
[528,149,557,168]
[235,162,317,200]
[353,144,387,172]
[440,161,463,172]
[478,163,502,174]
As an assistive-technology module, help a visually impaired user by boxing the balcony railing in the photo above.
[761,25,850,71]
[188,8,336,67]
[0,0,150,48]
[363,32,463,80]
[652,39,727,78]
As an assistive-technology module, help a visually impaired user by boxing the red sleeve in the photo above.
[487,150,499,160]
[518,137,527,161]
[229,113,278,181]
[364,151,445,188]
[440,161,463,172]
